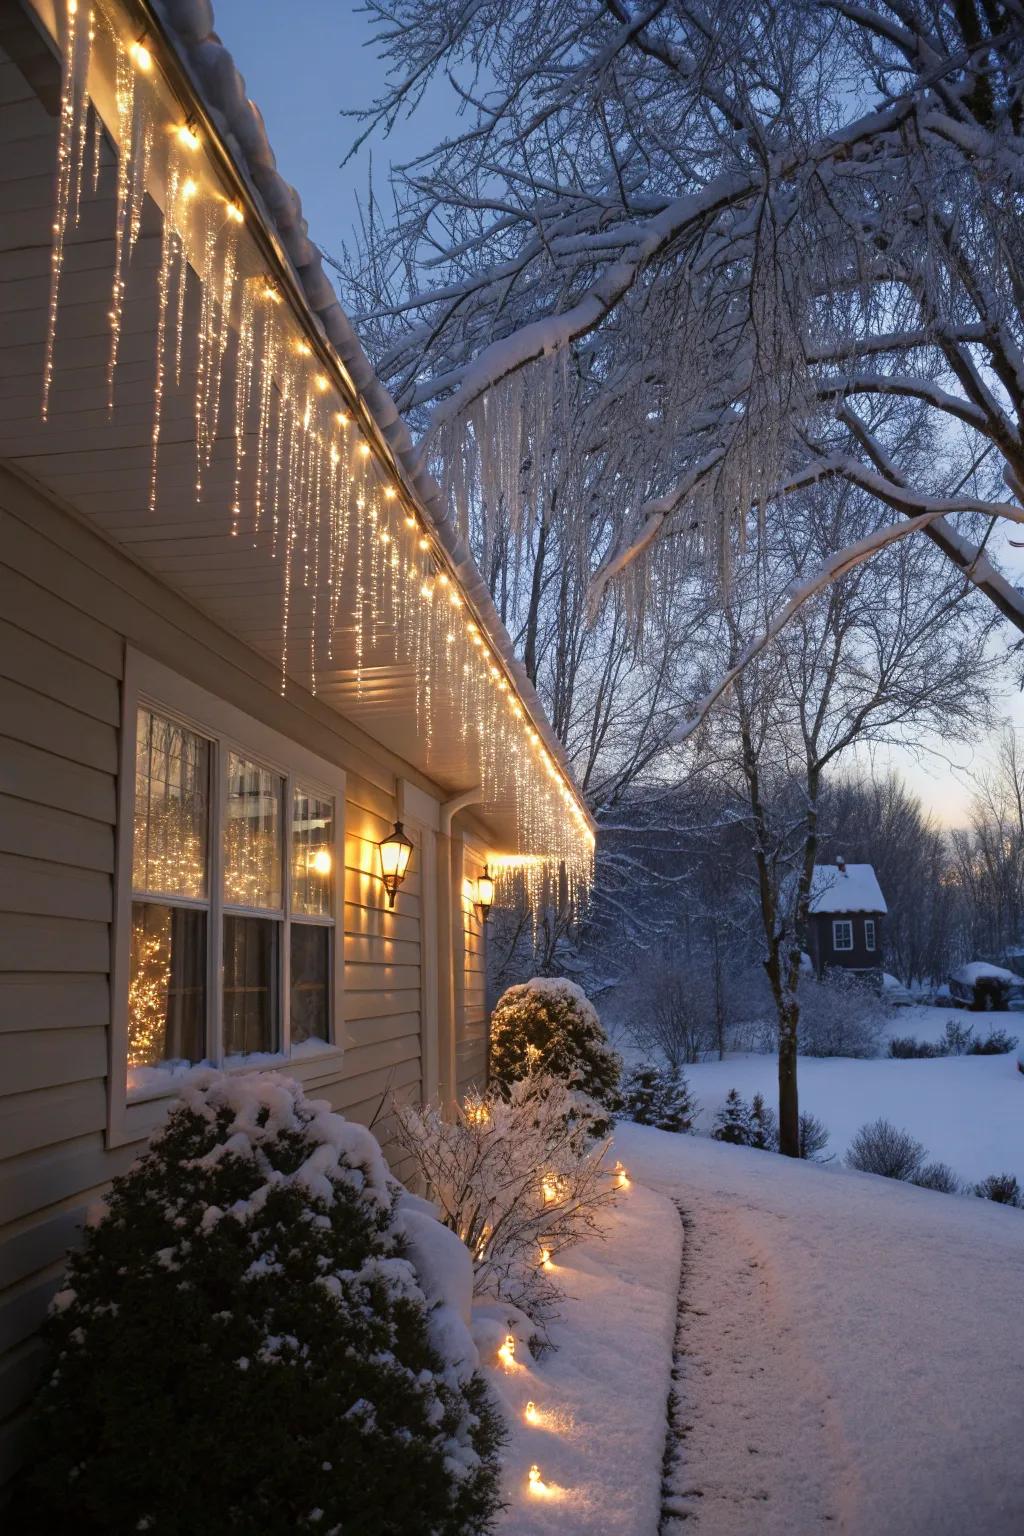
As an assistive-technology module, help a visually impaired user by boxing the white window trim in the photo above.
[832,919,854,953]
[109,650,346,1148]
[864,918,877,952]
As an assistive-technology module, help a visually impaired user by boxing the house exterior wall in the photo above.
[0,465,488,1481]
[808,911,883,976]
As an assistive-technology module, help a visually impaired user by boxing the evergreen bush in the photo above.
[15,1072,502,1536]
[619,1064,696,1132]
[797,1112,831,1163]
[489,977,621,1132]
[711,1088,753,1145]
[748,1093,779,1151]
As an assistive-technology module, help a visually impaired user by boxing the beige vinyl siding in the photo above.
[0,465,433,1478]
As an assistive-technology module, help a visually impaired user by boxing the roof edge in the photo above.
[144,0,595,834]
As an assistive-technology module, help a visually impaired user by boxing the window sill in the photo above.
[111,1042,347,1147]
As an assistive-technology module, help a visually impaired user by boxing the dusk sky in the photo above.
[212,0,1024,830]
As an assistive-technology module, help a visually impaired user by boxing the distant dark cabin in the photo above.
[806,858,887,978]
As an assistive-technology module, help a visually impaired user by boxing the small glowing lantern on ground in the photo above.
[615,1160,630,1189]
[525,1401,540,1425]
[498,1332,516,1369]
[529,1465,557,1497]
[377,821,413,909]
[538,1244,552,1269]
[475,864,494,920]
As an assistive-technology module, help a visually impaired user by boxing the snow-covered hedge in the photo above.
[490,977,621,1132]
[16,1072,502,1535]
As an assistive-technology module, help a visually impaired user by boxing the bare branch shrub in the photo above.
[798,974,888,1059]
[846,1119,926,1181]
[392,1072,617,1328]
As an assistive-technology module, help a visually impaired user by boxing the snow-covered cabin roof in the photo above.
[950,961,1020,987]
[809,864,887,915]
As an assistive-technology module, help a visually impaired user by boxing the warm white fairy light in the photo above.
[38,6,595,913]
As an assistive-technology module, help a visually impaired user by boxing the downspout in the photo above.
[437,788,483,1112]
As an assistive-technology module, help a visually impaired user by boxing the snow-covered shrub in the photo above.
[619,1063,696,1132]
[846,1118,926,1181]
[17,1072,502,1535]
[967,1028,1018,1055]
[798,973,887,1058]
[973,1173,1022,1207]
[913,1162,960,1194]
[711,1088,752,1145]
[393,1071,617,1329]
[749,1092,779,1150]
[888,1036,940,1059]
[489,977,621,1132]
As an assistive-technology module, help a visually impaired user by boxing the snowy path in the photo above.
[661,1197,842,1532]
[617,1123,1024,1536]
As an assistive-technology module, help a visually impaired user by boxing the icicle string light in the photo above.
[37,0,594,906]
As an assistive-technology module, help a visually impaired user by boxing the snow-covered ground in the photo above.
[682,1046,1023,1184]
[878,1000,1021,1044]
[618,1123,1024,1536]
[482,1180,679,1535]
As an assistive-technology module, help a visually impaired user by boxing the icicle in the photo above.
[42,0,92,421]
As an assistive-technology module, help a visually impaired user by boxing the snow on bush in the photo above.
[619,1063,696,1132]
[489,976,621,1132]
[16,1071,502,1535]
[393,1070,618,1330]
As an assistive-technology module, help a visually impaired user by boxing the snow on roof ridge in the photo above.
[809,862,887,915]
[150,0,590,820]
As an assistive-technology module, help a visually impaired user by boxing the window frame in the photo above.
[864,918,877,952]
[110,651,345,1147]
[832,918,854,953]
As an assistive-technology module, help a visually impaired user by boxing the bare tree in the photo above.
[694,481,998,1150]
[340,0,1024,695]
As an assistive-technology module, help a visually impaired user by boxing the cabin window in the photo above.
[864,918,877,952]
[832,919,854,952]
[124,686,340,1101]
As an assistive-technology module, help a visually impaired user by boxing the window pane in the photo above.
[290,924,330,1045]
[223,915,280,1057]
[133,708,209,898]
[292,789,334,917]
[128,901,206,1067]
[224,753,282,910]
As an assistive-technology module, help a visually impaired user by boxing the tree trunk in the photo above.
[777,995,800,1157]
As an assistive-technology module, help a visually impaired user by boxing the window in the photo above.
[118,659,342,1119]
[864,918,877,952]
[832,919,854,952]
